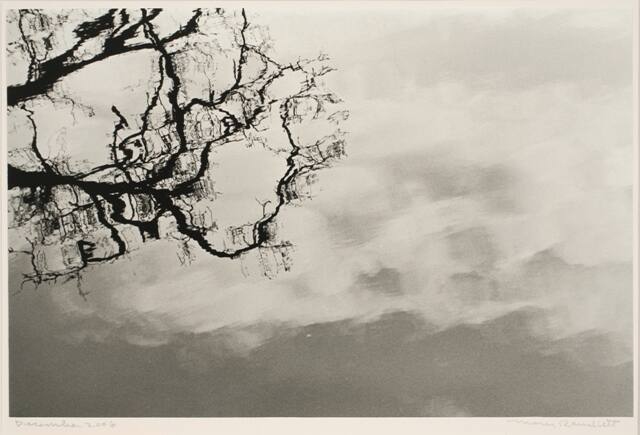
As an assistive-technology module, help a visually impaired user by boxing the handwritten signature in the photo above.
[15,419,116,429]
[507,419,621,429]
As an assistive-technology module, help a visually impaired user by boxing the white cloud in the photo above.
[14,8,632,362]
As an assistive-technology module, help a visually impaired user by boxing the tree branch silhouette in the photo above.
[7,8,348,290]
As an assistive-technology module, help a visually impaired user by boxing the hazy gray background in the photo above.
[9,4,634,416]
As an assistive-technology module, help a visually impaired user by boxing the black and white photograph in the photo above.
[1,0,638,432]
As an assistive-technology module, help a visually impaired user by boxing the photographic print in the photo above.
[2,0,637,427]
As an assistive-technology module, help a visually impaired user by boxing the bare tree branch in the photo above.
[7,8,348,288]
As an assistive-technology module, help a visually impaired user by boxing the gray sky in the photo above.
[8,3,635,416]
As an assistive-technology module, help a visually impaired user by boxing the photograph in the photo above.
[2,0,638,431]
